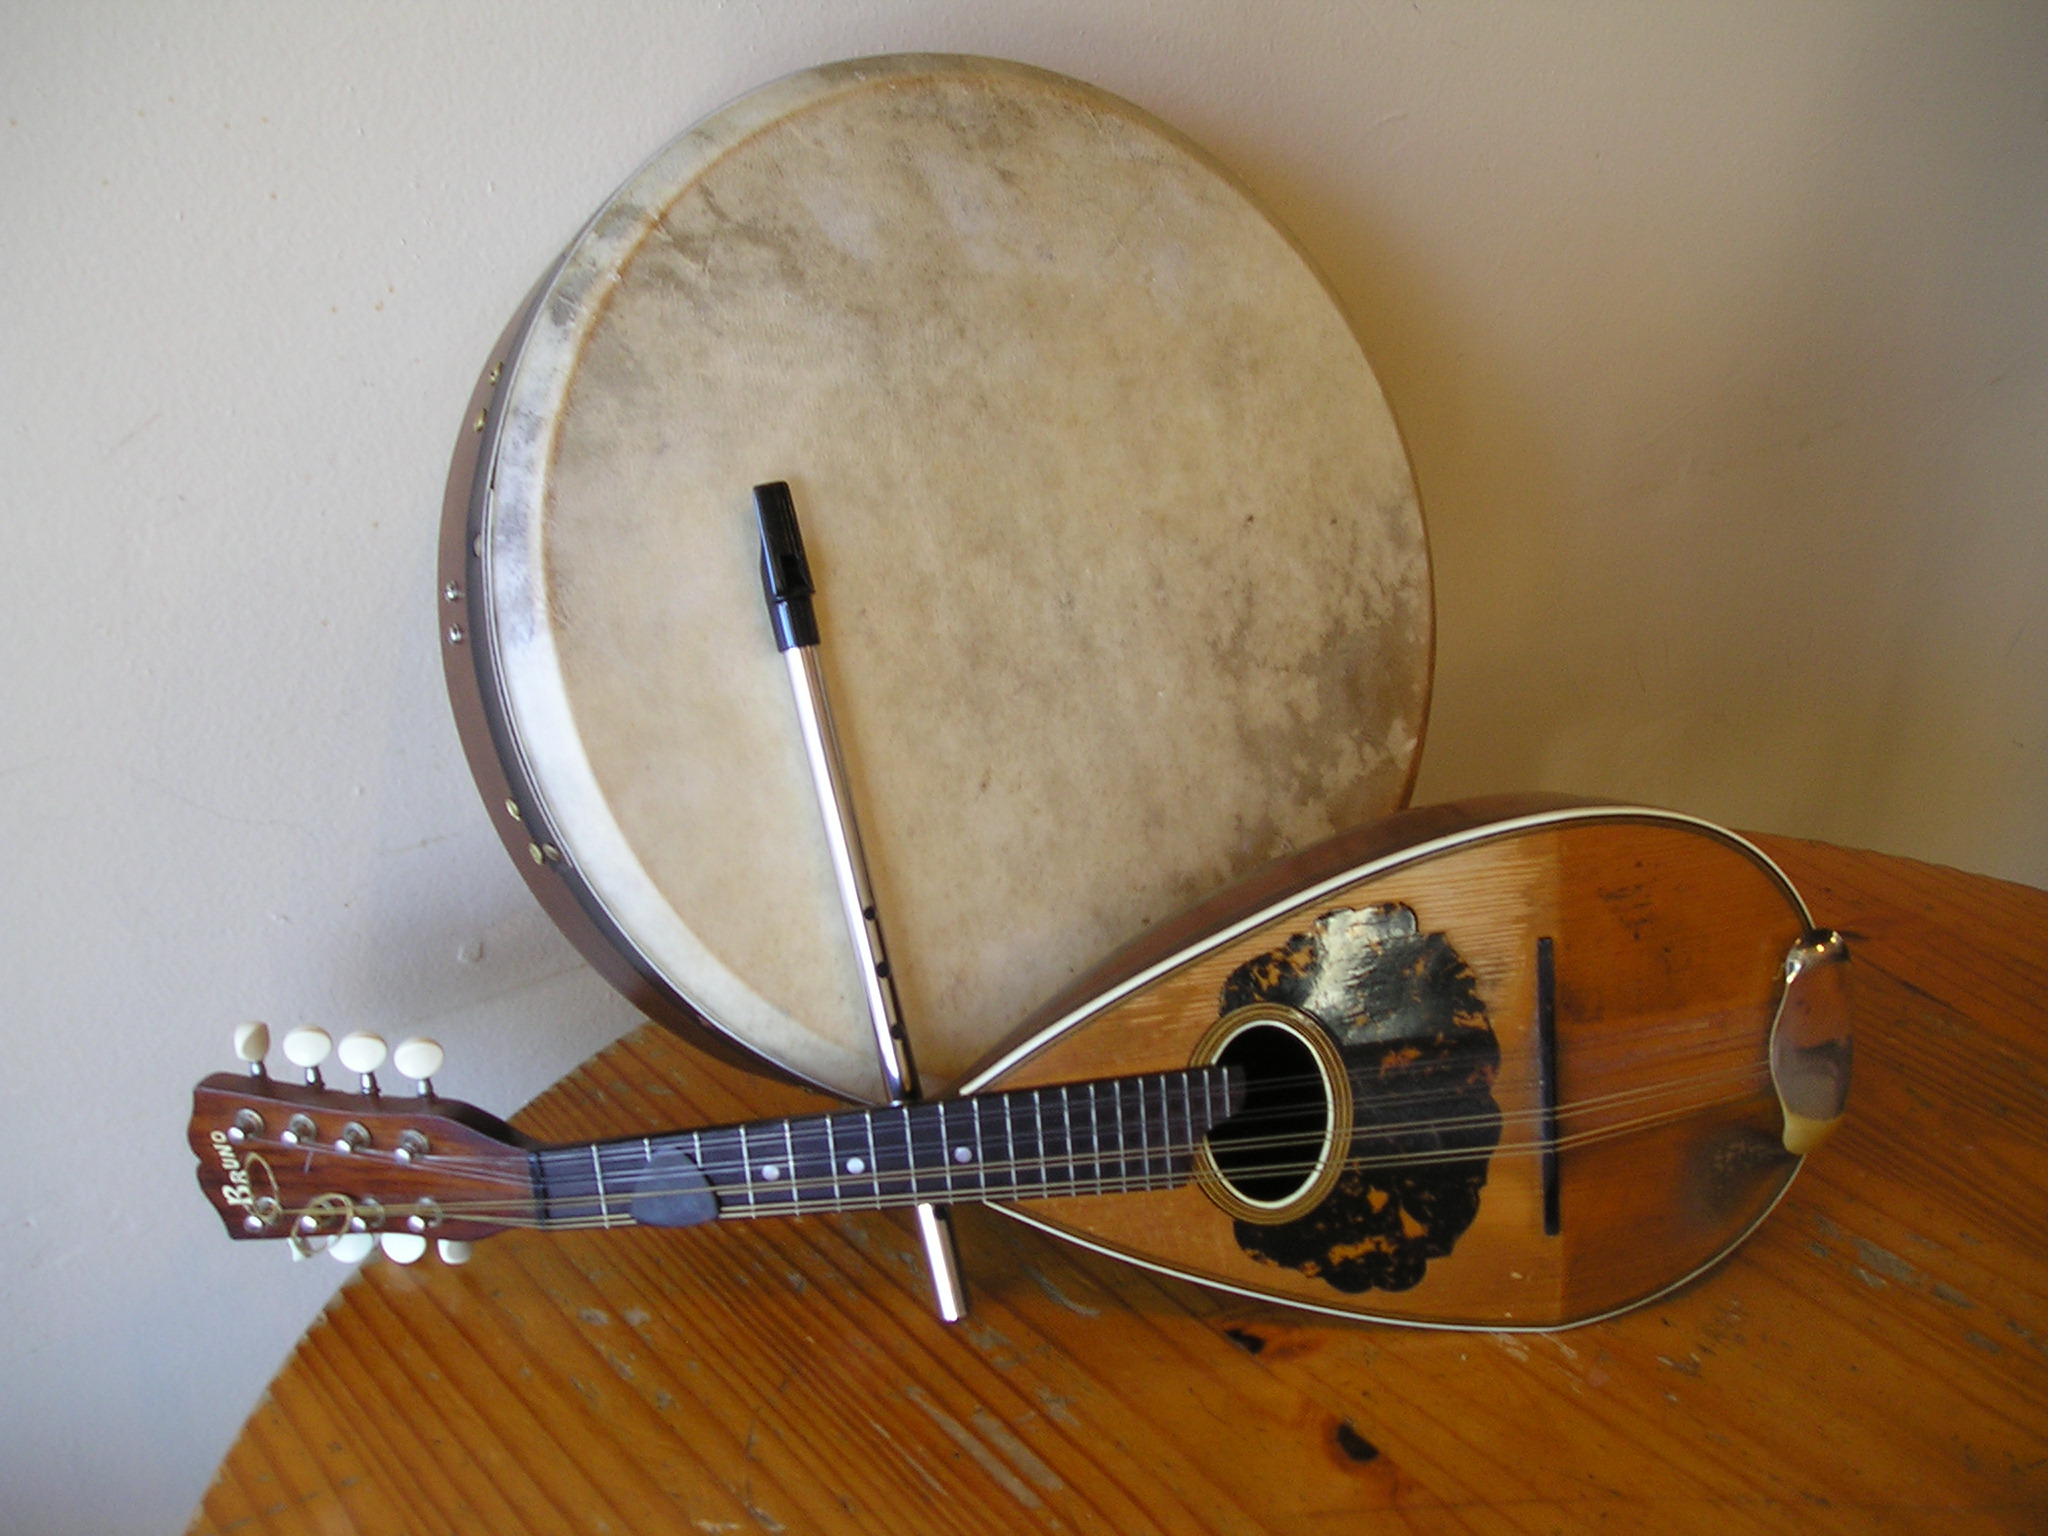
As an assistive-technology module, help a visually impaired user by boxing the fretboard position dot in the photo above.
[953,1146,972,1163]
[845,1157,865,1174]
[760,1164,781,1180]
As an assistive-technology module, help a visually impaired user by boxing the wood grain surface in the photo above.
[189,838,2048,1534]
[983,816,1806,1328]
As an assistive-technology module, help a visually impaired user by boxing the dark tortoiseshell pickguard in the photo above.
[1221,904,1502,1293]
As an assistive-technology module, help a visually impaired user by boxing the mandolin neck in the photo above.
[528,1066,1246,1230]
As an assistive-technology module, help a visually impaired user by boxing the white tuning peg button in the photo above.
[392,1036,444,1095]
[282,1026,332,1085]
[234,1021,271,1074]
[337,1031,387,1092]
[437,1239,474,1266]
[327,1231,376,1264]
[380,1232,428,1265]
[337,1031,388,1074]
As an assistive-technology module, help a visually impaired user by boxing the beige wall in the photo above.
[3,4,2042,1531]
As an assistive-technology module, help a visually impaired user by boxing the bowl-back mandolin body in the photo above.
[963,795,1847,1328]
[191,797,1850,1331]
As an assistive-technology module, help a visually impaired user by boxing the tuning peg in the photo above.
[234,1021,271,1078]
[288,1232,331,1261]
[379,1232,427,1265]
[282,1026,332,1087]
[337,1031,387,1094]
[437,1239,474,1265]
[392,1036,444,1097]
[327,1231,376,1264]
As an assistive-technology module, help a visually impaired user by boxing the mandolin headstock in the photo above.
[190,1027,535,1262]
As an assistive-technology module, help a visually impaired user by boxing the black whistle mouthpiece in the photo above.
[754,481,819,651]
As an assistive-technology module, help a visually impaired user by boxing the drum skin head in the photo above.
[458,55,1431,1099]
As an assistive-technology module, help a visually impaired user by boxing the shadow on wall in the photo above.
[1265,12,2047,887]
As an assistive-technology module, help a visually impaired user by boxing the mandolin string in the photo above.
[237,1017,1764,1207]
[238,1072,1776,1230]
[223,987,1782,1221]
[371,1087,1780,1231]
[541,1079,1774,1220]
[255,1001,1769,1178]
[361,1051,1772,1187]
[342,1026,1769,1180]
[250,1053,1772,1205]
[227,1035,1775,1203]
[281,1075,1766,1218]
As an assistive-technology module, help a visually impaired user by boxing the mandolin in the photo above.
[190,797,1852,1330]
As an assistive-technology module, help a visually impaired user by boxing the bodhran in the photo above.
[441,55,1432,1102]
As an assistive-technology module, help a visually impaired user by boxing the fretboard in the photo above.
[529,1066,1245,1230]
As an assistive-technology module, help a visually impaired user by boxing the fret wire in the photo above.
[1138,1073,1155,1196]
[1180,1073,1193,1177]
[981,1099,993,1196]
[803,1114,831,1215]
[639,1135,655,1226]
[1174,1075,1184,1178]
[1072,1085,1084,1196]
[1165,1073,1178,1182]
[1033,1089,1046,1194]
[1064,1089,1081,1196]
[1159,1073,1173,1184]
[1157,1075,1170,1185]
[1138,1076,1152,1191]
[1144,1077,1157,1188]
[694,1129,719,1212]
[781,1119,797,1210]
[738,1123,755,1211]
[1086,1081,1102,1196]
[1026,1088,1041,1196]
[901,1103,917,1200]
[1168,1073,1179,1183]
[1048,1089,1064,1196]
[1163,1074,1176,1182]
[589,1144,610,1227]
[880,1114,905,1212]
[864,1110,880,1205]
[1138,1077,1151,1191]
[825,1113,841,1209]
[1032,1089,1048,1196]
[971,1093,987,1198]
[1003,1089,1018,1199]
[938,1101,954,1197]
[1114,1078,1127,1194]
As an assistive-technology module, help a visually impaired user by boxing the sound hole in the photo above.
[1207,1023,1331,1205]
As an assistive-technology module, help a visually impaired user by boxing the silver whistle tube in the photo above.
[755,481,968,1322]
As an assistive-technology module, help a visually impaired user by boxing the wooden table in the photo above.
[191,840,2048,1534]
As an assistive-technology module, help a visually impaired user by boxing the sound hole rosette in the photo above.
[1191,1003,1353,1226]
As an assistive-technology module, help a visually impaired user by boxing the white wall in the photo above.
[3,4,2041,1531]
